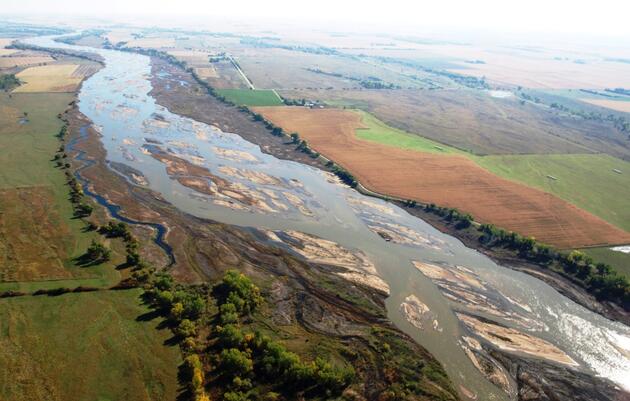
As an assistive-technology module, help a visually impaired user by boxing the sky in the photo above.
[3,0,630,38]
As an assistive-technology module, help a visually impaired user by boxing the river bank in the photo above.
[147,55,629,327]
[62,101,461,400]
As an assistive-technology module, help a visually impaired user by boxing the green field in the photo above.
[216,88,284,106]
[0,289,181,401]
[354,110,462,154]
[0,93,122,289]
[474,154,630,232]
[581,247,630,279]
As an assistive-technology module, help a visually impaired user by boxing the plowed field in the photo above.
[254,106,630,248]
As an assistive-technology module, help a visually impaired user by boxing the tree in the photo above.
[220,348,253,376]
[85,240,111,263]
[175,319,197,338]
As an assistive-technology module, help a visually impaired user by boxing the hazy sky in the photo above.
[4,0,630,37]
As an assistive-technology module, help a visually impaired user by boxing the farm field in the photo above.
[282,88,630,158]
[353,109,462,155]
[321,108,630,233]
[0,289,181,401]
[254,106,630,249]
[13,64,83,92]
[474,154,630,232]
[0,92,121,290]
[217,88,283,106]
[0,55,54,68]
[579,98,630,113]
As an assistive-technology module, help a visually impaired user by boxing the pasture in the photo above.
[581,247,630,279]
[0,93,121,289]
[474,154,630,232]
[217,88,284,106]
[281,88,630,158]
[0,290,181,401]
[254,106,630,248]
[13,64,83,92]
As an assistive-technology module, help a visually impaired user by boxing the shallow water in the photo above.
[27,35,630,398]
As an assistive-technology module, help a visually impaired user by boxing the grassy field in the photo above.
[0,92,121,289]
[216,88,284,106]
[354,110,462,155]
[581,247,630,279]
[474,154,630,232]
[0,289,181,401]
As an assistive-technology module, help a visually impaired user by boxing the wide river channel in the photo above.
[28,35,630,399]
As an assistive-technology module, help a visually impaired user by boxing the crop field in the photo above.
[254,106,630,248]
[0,289,181,401]
[0,55,54,69]
[217,88,283,106]
[282,88,630,159]
[318,107,630,233]
[13,64,83,92]
[474,154,630,232]
[579,98,630,113]
[0,93,121,290]
[194,66,218,78]
[126,37,176,49]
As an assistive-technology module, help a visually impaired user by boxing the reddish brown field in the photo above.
[254,106,630,249]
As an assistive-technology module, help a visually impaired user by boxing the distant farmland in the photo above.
[217,88,283,106]
[254,106,630,249]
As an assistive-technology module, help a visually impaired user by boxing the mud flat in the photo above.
[400,294,441,331]
[457,313,578,366]
[212,146,259,163]
[265,230,390,295]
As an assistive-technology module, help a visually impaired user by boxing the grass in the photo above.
[473,154,630,232]
[216,88,284,106]
[0,289,181,401]
[0,92,121,289]
[354,110,462,155]
[581,247,630,279]
[13,64,82,93]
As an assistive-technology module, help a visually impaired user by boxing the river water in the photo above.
[27,35,630,398]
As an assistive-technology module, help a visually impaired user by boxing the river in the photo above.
[26,35,630,399]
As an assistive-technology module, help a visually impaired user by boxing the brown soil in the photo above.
[253,106,630,249]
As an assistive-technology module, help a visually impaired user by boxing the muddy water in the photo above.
[28,35,630,399]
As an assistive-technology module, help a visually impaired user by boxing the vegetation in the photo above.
[215,89,284,106]
[352,110,461,154]
[423,203,474,229]
[143,270,358,400]
[0,290,181,401]
[306,68,400,89]
[478,224,630,306]
[518,90,630,133]
[0,93,122,291]
[0,74,20,91]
